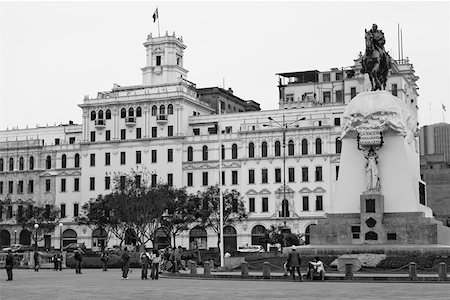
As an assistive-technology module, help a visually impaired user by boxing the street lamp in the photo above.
[14,229,17,244]
[34,223,39,250]
[59,222,64,250]
[264,115,306,231]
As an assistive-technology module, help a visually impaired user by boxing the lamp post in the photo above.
[59,222,63,250]
[34,223,39,250]
[264,115,306,231]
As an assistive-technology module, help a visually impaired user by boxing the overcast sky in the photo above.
[1,1,449,130]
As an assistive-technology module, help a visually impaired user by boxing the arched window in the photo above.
[187,147,193,162]
[128,107,134,117]
[74,153,80,168]
[315,138,322,155]
[120,108,126,118]
[202,145,208,161]
[105,109,111,119]
[98,110,104,120]
[0,158,3,171]
[288,140,295,156]
[281,199,290,218]
[19,229,31,245]
[261,142,268,157]
[46,156,51,169]
[29,156,34,170]
[189,226,207,250]
[90,110,96,121]
[136,107,142,117]
[335,137,342,154]
[251,225,267,246]
[248,142,255,158]
[232,144,238,159]
[167,104,174,115]
[221,145,225,160]
[62,229,78,247]
[19,157,24,170]
[151,105,157,116]
[275,141,281,156]
[61,154,67,169]
[223,225,237,252]
[9,157,14,171]
[301,139,308,155]
[159,105,166,115]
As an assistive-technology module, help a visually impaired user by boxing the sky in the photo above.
[0,1,449,130]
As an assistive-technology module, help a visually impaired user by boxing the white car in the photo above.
[237,245,265,253]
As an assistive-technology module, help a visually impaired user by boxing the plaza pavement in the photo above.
[1,268,449,300]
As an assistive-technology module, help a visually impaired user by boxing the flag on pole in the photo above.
[152,8,158,23]
[443,104,447,112]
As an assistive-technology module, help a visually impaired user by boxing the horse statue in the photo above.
[361,27,392,91]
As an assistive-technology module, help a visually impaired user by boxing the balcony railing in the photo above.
[125,116,136,127]
[95,119,105,129]
[156,114,168,124]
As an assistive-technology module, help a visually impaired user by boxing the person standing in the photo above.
[5,249,14,281]
[150,249,161,280]
[100,250,109,271]
[53,252,59,271]
[286,245,302,281]
[33,250,40,272]
[121,247,131,279]
[140,250,150,279]
[74,248,83,274]
[56,251,63,271]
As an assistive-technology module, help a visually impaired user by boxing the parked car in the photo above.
[63,242,87,252]
[237,245,265,253]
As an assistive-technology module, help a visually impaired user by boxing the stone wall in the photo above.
[421,169,450,221]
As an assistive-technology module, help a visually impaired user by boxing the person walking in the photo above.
[100,250,109,271]
[74,248,83,274]
[121,247,131,279]
[53,252,59,271]
[286,245,302,281]
[56,251,63,271]
[33,250,40,272]
[5,249,14,281]
[150,249,161,280]
[140,250,150,279]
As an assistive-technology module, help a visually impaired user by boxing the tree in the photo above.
[198,184,247,252]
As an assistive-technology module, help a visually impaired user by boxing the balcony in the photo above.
[95,119,106,129]
[156,114,168,124]
[125,116,136,127]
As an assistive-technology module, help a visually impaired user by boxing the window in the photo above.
[336,72,343,81]
[302,196,309,211]
[136,107,142,117]
[120,176,126,189]
[262,197,269,212]
[121,108,126,118]
[335,90,343,103]
[262,169,268,184]
[61,154,67,169]
[249,198,255,212]
[261,142,268,157]
[135,151,141,164]
[74,153,80,168]
[221,171,225,185]
[232,170,238,185]
[74,178,80,191]
[336,165,340,180]
[248,142,255,158]
[334,118,341,126]
[232,144,238,159]
[275,141,281,156]
[105,152,110,166]
[323,91,331,103]
[98,110,104,120]
[151,127,157,138]
[193,128,200,135]
[281,199,289,218]
[167,149,173,162]
[221,145,225,160]
[29,156,35,170]
[120,129,126,140]
[106,109,111,119]
[151,150,157,163]
[128,108,134,118]
[288,140,294,156]
[351,226,360,239]
[0,181,2,194]
[167,104,174,115]
[150,174,157,187]
[45,179,51,192]
[168,126,173,137]
[7,206,13,219]
[60,204,66,218]
[301,139,308,155]
[61,179,66,192]
[202,172,208,186]
[156,55,161,66]
[248,169,255,184]
[120,152,126,165]
[315,138,322,154]
[89,177,95,191]
[90,154,95,167]
[316,196,323,211]
[323,73,330,81]
[8,181,13,193]
[315,166,323,181]
[202,146,208,161]
[106,130,111,141]
[275,168,281,183]
[105,176,110,190]
[285,94,294,102]
[151,105,157,116]
[46,156,52,169]
[366,199,376,213]
[302,167,309,182]
[0,158,3,171]
[136,128,142,139]
[335,138,342,154]
[288,167,295,182]
[187,147,193,162]
[90,110,96,121]
[167,173,173,186]
[18,180,23,194]
[69,137,75,144]
[90,131,96,142]
[187,173,193,186]
[9,157,14,171]
[19,157,24,170]
[74,203,79,217]
[350,87,356,99]
[391,84,398,96]
[159,105,165,115]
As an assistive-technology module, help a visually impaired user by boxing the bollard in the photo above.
[241,262,249,277]
[262,261,271,279]
[190,261,197,275]
[438,262,447,281]
[409,262,418,281]
[204,261,211,276]
[345,263,353,279]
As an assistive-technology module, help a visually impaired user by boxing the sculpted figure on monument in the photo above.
[361,24,392,91]
[365,147,380,192]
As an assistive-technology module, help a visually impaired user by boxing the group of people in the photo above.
[161,246,186,274]
[284,245,325,281]
[137,248,161,280]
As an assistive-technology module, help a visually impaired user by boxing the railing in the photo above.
[125,117,136,127]
[156,114,168,124]
[95,119,106,129]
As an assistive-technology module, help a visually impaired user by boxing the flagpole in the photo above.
[157,9,160,37]
[218,97,224,268]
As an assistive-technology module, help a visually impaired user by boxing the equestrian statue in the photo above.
[361,24,392,91]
